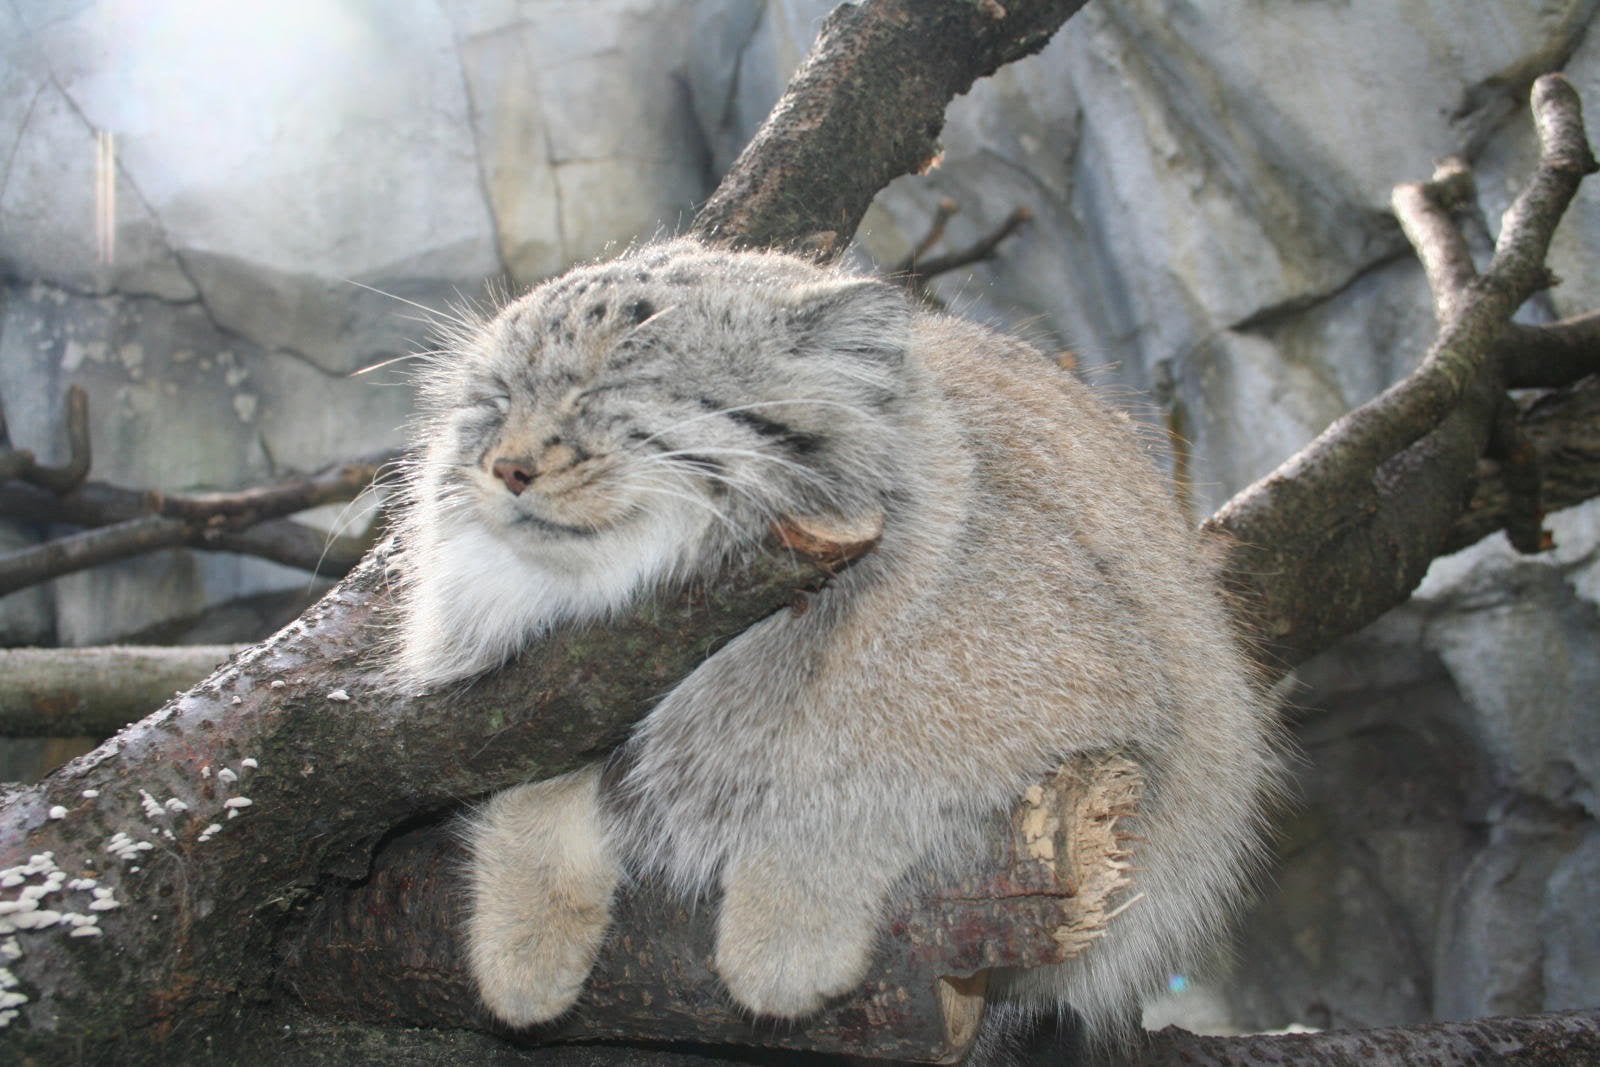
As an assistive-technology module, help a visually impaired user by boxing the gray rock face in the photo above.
[1,0,1596,1037]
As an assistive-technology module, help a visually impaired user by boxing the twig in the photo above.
[905,205,1032,280]
[0,385,92,493]
[892,196,960,273]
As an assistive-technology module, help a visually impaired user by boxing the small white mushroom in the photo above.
[48,806,67,820]
[0,938,19,960]
[201,766,212,779]
[0,990,26,1008]
[269,680,285,690]
[218,768,238,784]
[241,757,259,770]
[0,875,20,889]
[81,788,99,798]
[223,797,253,810]
[326,688,351,702]
[164,798,188,813]
[68,926,103,938]
[230,695,242,705]
[88,897,120,912]
[69,878,97,891]
[139,791,165,820]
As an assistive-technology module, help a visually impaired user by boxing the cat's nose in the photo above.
[491,458,534,496]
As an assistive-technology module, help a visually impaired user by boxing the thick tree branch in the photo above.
[1137,1009,1600,1066]
[0,534,866,1061]
[689,0,1089,256]
[281,757,1141,1062]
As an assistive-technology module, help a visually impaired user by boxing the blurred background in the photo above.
[1,0,1596,1040]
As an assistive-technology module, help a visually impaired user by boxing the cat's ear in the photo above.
[783,277,911,364]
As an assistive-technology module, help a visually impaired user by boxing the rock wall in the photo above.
[1,0,1595,1035]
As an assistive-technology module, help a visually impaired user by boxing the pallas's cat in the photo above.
[391,239,1277,1041]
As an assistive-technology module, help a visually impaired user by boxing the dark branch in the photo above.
[1446,375,1600,554]
[902,206,1032,284]
[0,449,397,594]
[0,385,91,493]
[1498,312,1600,387]
[689,0,1089,256]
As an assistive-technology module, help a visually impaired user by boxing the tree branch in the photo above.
[1205,72,1598,666]
[0,646,240,738]
[1498,311,1600,388]
[689,0,1089,256]
[0,451,396,594]
[0,385,91,493]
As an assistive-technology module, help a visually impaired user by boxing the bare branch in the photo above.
[0,385,92,493]
[1136,1009,1600,1066]
[1446,376,1600,554]
[1498,311,1600,387]
[904,206,1032,282]
[690,0,1090,255]
[0,536,864,1062]
[893,196,961,273]
[0,451,397,593]
[1207,73,1598,665]
[283,756,1142,1062]
[0,645,240,738]
[1391,157,1478,322]
[0,515,191,596]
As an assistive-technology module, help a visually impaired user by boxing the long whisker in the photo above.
[344,279,475,330]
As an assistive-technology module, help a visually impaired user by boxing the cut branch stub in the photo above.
[281,754,1145,1065]
[771,511,885,571]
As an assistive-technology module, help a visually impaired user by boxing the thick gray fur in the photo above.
[389,239,1280,1045]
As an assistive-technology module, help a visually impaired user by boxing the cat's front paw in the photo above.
[466,769,620,1027]
[714,857,878,1018]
